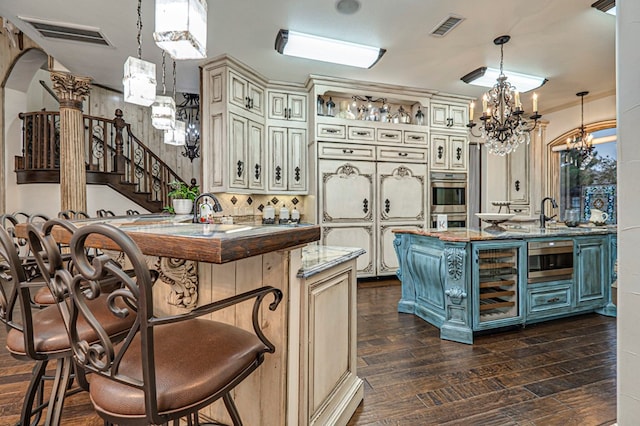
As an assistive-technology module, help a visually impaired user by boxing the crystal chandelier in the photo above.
[154,0,208,60]
[123,0,157,106]
[151,50,176,130]
[467,35,542,156]
[566,91,594,170]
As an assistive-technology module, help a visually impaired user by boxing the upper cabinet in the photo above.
[430,101,468,131]
[229,69,265,118]
[429,133,468,171]
[268,91,307,122]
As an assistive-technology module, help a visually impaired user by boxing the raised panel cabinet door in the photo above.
[229,113,248,189]
[430,103,449,127]
[318,160,375,223]
[248,120,265,191]
[449,104,469,129]
[576,237,607,307]
[288,93,307,122]
[430,134,449,169]
[267,126,287,191]
[268,92,287,120]
[377,162,427,222]
[228,70,249,111]
[450,136,468,170]
[248,81,265,117]
[321,225,375,276]
[377,223,423,275]
[288,128,307,192]
[507,142,529,204]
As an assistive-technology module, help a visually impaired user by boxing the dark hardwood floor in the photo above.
[0,281,616,426]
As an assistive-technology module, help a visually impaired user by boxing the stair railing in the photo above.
[17,109,186,209]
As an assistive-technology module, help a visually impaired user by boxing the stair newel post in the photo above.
[113,109,127,174]
[50,71,91,214]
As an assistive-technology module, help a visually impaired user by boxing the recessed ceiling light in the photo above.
[336,0,360,15]
[461,67,547,92]
[275,29,385,69]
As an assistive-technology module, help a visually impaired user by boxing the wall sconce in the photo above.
[177,93,200,161]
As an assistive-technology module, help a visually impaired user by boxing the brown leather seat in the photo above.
[50,222,283,426]
[33,285,56,305]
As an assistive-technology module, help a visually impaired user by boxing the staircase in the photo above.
[15,109,188,212]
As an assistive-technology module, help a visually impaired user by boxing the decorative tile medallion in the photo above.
[583,184,616,223]
[247,196,253,205]
[230,196,238,205]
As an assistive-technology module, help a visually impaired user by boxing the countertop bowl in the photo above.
[475,213,516,224]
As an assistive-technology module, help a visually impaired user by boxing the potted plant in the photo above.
[167,180,199,214]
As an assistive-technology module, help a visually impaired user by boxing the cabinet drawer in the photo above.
[376,146,427,163]
[528,285,571,315]
[404,131,429,145]
[318,142,376,161]
[318,123,346,139]
[347,126,375,141]
[377,129,402,143]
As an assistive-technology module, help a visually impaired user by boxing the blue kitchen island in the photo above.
[393,225,617,344]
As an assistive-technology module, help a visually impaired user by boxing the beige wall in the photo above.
[617,0,640,421]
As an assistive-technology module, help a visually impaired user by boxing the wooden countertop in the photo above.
[18,214,320,264]
[393,224,617,242]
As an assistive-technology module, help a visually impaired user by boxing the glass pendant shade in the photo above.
[151,96,176,130]
[154,0,207,60]
[164,120,186,145]
[123,56,157,107]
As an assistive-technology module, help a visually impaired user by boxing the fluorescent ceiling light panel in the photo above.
[275,29,385,69]
[461,67,547,92]
[591,0,616,15]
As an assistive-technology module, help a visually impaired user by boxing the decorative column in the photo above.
[51,71,92,213]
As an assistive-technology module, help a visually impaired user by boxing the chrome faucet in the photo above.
[539,197,558,229]
[193,193,223,223]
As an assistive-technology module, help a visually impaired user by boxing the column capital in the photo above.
[50,71,92,110]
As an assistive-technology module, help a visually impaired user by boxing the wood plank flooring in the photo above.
[0,281,615,425]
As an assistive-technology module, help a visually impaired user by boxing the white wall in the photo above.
[26,68,59,112]
[617,0,640,421]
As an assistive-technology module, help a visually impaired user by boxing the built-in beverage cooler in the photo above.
[474,242,525,328]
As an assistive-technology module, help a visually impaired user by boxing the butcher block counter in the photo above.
[393,224,617,344]
[18,214,363,425]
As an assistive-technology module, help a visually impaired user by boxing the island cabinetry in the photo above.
[472,241,526,330]
[575,236,608,310]
[430,133,468,171]
[430,101,468,131]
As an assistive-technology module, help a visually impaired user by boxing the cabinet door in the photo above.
[229,70,249,111]
[377,162,426,222]
[288,93,307,122]
[248,120,265,191]
[575,237,607,309]
[430,134,449,169]
[450,136,468,170]
[288,128,307,192]
[322,225,375,276]
[268,92,288,120]
[229,113,248,189]
[318,160,375,223]
[430,103,449,128]
[247,81,264,117]
[378,223,423,276]
[507,142,529,204]
[449,104,468,129]
[268,127,287,192]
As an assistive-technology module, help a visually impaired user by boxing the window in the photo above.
[559,127,617,224]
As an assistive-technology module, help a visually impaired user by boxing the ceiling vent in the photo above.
[430,14,465,37]
[18,16,111,46]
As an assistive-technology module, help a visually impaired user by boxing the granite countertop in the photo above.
[393,223,617,242]
[298,246,366,278]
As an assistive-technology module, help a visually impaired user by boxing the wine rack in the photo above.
[477,248,519,322]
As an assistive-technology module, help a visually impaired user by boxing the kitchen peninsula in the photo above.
[25,214,364,426]
[393,225,617,344]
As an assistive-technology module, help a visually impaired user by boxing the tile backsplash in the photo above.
[210,194,308,223]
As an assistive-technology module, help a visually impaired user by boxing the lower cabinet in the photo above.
[526,281,572,319]
[575,236,608,310]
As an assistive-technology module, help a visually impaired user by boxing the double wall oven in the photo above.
[430,172,467,228]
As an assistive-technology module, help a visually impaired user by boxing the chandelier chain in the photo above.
[172,59,176,101]
[136,0,142,59]
[161,50,166,95]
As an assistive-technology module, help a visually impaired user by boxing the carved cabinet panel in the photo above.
[321,225,375,276]
[377,162,426,222]
[319,160,375,223]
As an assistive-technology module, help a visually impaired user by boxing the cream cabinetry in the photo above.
[229,113,265,191]
[316,120,428,147]
[228,69,265,117]
[267,126,307,193]
[507,142,530,210]
[268,90,307,122]
[430,133,468,171]
[430,101,468,130]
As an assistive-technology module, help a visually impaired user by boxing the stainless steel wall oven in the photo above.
[430,172,467,227]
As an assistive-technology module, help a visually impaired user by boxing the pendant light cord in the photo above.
[136,0,142,59]
[161,50,166,95]
[172,59,177,101]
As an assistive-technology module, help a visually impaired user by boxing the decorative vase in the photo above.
[173,199,194,215]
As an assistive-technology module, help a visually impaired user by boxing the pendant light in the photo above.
[154,0,208,60]
[151,50,176,130]
[164,60,186,146]
[124,0,157,106]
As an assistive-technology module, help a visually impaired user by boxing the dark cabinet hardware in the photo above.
[254,164,261,180]
[355,131,369,136]
[325,128,339,134]
[437,146,444,160]
[409,135,422,140]
[398,152,408,157]
[385,199,390,214]
[446,118,454,127]
[245,96,250,109]
[249,98,254,109]
[294,166,301,182]
[547,297,560,303]
[275,165,282,182]
[456,147,462,161]
[363,199,369,214]
[515,180,521,192]
[342,149,354,154]
[236,160,244,178]
[381,133,396,138]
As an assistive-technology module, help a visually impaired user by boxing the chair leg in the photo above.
[44,356,73,426]
[20,360,48,426]
[222,393,243,426]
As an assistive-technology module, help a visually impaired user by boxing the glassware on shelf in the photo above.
[415,106,425,126]
[392,106,411,124]
[379,104,390,122]
[316,95,325,116]
[337,100,356,119]
[326,97,336,117]
[357,104,367,120]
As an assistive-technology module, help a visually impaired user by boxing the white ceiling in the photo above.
[0,0,616,113]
